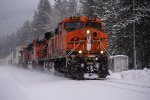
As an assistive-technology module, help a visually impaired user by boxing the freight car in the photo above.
[20,16,110,79]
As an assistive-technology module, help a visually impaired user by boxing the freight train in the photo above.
[19,16,110,79]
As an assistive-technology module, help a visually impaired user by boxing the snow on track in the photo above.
[0,65,150,100]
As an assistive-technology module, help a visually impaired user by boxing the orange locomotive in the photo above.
[19,45,32,67]
[20,16,109,79]
[46,16,109,79]
[19,32,52,69]
[31,32,52,69]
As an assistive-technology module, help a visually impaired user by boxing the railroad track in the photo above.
[104,79,150,89]
[86,79,150,95]
[52,71,150,94]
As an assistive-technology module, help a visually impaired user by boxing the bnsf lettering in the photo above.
[93,37,98,40]
[70,37,79,41]
[80,37,87,41]
[70,37,100,42]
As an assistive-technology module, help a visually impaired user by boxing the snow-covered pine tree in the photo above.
[0,34,15,58]
[53,0,78,27]
[110,0,135,68]
[32,0,53,38]
[114,0,150,68]
[20,21,32,45]
[14,21,31,46]
[67,0,78,16]
[0,36,4,59]
[81,0,97,17]
[135,0,150,68]
[15,29,23,46]
[53,0,68,24]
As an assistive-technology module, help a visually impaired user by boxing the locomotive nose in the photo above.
[83,28,105,52]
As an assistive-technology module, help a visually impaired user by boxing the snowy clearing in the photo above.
[0,65,150,100]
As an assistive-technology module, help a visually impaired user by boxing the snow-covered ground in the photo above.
[121,68,150,82]
[0,65,150,100]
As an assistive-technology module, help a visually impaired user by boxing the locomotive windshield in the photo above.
[64,22,102,32]
[86,22,102,31]
[65,22,84,32]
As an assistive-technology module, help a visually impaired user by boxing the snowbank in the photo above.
[121,68,150,82]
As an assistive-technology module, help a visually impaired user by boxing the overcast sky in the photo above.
[0,0,54,36]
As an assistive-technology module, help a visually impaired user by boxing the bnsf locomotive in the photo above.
[20,16,109,79]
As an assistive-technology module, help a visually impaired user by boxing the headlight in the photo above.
[81,63,84,68]
[86,30,90,34]
[79,50,82,54]
[100,51,104,54]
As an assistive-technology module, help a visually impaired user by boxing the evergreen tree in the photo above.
[0,36,3,59]
[112,0,134,68]
[135,0,150,68]
[68,0,78,16]
[32,0,53,38]
[53,0,78,25]
[81,0,97,17]
[53,0,69,24]
[16,21,32,45]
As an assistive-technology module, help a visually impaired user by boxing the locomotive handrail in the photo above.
[66,42,81,57]
[65,42,80,72]
[99,40,111,56]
